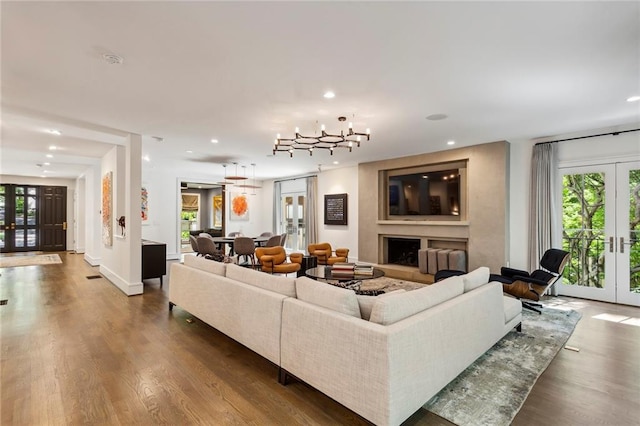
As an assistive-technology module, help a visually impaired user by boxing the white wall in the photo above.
[99,134,143,296]
[74,176,85,253]
[82,165,102,266]
[0,174,76,250]
[317,166,359,261]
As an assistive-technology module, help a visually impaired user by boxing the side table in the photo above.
[298,255,318,277]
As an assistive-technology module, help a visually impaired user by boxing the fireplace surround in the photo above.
[358,140,509,273]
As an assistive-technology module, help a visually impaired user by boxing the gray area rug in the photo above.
[423,306,582,426]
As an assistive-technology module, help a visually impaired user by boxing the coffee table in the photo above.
[305,266,385,282]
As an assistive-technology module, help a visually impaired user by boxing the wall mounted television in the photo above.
[386,161,466,219]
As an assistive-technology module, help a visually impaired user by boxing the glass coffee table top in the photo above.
[305,266,385,282]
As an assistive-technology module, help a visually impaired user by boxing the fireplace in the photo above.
[386,237,421,267]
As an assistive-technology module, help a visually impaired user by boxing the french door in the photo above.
[1,184,40,252]
[0,184,67,253]
[280,192,307,252]
[558,162,640,306]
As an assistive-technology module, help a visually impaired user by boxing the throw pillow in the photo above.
[357,289,406,321]
[463,266,490,292]
[295,276,361,318]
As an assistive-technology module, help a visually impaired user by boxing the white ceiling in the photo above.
[1,1,639,181]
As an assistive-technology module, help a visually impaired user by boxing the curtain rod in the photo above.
[274,174,317,184]
[535,128,640,145]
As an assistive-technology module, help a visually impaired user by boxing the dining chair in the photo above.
[234,236,256,268]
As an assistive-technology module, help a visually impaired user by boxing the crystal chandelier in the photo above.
[273,116,370,157]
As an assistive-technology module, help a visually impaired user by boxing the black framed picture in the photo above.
[324,193,348,225]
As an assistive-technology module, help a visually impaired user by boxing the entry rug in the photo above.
[423,307,581,426]
[0,254,62,268]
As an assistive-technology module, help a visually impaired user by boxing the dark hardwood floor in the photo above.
[1,252,638,425]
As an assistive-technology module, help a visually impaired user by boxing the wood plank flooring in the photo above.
[1,252,638,425]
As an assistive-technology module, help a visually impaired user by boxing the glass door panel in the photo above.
[559,162,640,306]
[616,162,640,306]
[559,165,616,302]
[281,192,307,252]
[1,184,41,252]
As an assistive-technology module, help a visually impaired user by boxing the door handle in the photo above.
[63,222,67,230]
[620,237,624,253]
[609,236,615,253]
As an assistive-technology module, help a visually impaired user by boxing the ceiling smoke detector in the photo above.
[102,54,124,65]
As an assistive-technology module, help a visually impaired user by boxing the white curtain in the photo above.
[306,176,318,245]
[528,143,559,291]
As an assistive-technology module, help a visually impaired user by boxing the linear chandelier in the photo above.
[273,116,370,157]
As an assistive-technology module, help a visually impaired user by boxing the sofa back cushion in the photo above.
[225,263,296,297]
[369,275,464,325]
[356,289,406,321]
[184,254,226,276]
[295,276,361,318]
[463,267,490,292]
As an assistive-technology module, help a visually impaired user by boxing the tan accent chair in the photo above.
[255,246,303,274]
[307,242,349,265]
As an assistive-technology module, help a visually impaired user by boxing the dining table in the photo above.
[211,236,271,255]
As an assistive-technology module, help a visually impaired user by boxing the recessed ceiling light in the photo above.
[44,162,50,166]
[447,140,456,146]
[47,129,62,135]
[46,154,53,158]
[49,145,57,150]
[323,91,336,99]
[333,161,339,165]
[186,150,193,154]
[627,95,640,102]
[142,155,150,162]
[211,139,219,144]
[426,114,448,121]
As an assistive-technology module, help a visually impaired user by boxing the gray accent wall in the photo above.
[358,140,509,273]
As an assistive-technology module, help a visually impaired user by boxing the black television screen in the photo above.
[388,169,460,216]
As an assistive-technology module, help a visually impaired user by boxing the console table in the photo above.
[142,239,166,286]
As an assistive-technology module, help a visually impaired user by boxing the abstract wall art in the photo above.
[102,171,113,246]
[230,192,249,221]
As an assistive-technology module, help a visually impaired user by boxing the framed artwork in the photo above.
[102,171,113,246]
[230,192,249,221]
[213,195,223,227]
[324,193,348,225]
[141,186,149,223]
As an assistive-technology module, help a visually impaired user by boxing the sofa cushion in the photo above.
[356,290,406,321]
[503,295,522,323]
[463,266,490,292]
[225,263,296,297]
[295,276,361,318]
[369,275,464,325]
[184,254,226,276]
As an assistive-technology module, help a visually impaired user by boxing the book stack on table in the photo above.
[353,264,374,276]
[331,263,374,278]
[331,262,356,278]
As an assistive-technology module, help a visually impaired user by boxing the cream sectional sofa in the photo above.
[169,256,522,426]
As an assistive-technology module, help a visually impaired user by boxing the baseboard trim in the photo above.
[84,253,101,266]
[99,265,143,296]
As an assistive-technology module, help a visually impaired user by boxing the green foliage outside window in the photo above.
[562,170,640,292]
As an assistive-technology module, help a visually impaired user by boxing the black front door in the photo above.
[0,184,40,252]
[41,186,67,251]
[0,184,67,253]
